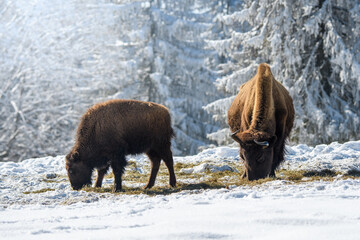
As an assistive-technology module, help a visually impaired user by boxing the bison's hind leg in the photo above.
[145,150,161,189]
[161,147,176,188]
[145,145,176,189]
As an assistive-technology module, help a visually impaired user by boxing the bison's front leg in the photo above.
[95,166,109,188]
[111,158,126,192]
[269,169,276,178]
[241,170,247,179]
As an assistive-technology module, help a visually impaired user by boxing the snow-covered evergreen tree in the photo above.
[205,0,360,146]
[148,0,223,154]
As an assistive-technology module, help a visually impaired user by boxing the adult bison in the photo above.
[65,99,176,192]
[228,63,294,180]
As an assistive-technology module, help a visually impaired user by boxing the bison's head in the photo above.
[231,130,277,180]
[65,151,93,190]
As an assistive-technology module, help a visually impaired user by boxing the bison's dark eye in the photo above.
[257,156,266,163]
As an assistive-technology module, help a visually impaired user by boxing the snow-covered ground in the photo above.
[1,141,360,239]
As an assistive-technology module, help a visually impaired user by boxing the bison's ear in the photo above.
[72,151,80,161]
[67,151,80,162]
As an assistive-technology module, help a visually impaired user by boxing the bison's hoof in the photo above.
[170,181,176,188]
[144,184,154,190]
[112,187,123,193]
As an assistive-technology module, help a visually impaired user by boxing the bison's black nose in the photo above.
[71,182,91,190]
[71,185,82,190]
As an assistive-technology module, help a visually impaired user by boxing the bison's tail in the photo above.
[170,127,176,139]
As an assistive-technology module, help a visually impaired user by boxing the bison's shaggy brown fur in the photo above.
[65,99,176,192]
[228,63,294,180]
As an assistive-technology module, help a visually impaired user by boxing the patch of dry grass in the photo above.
[23,188,55,194]
[65,160,360,196]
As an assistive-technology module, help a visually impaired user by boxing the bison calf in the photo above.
[228,63,294,180]
[65,99,176,192]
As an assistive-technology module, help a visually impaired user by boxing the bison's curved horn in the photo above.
[230,130,241,142]
[254,139,269,147]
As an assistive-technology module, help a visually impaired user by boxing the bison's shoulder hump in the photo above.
[89,99,169,112]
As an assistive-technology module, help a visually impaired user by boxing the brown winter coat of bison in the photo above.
[65,99,176,192]
[228,63,294,180]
